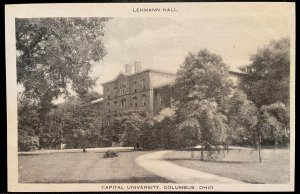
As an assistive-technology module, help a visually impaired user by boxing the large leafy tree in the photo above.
[153,108,179,149]
[18,94,40,151]
[175,49,234,109]
[44,97,103,151]
[109,111,152,149]
[227,89,258,146]
[174,49,234,159]
[239,38,290,107]
[257,102,289,147]
[16,18,110,122]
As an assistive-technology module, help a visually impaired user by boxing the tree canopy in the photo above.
[16,18,110,116]
[227,89,258,145]
[239,38,290,107]
[257,101,289,146]
[174,49,234,147]
[175,49,234,108]
[108,110,152,149]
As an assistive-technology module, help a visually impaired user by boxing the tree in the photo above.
[16,18,110,127]
[177,100,228,160]
[64,99,103,152]
[258,102,289,148]
[38,96,103,151]
[138,117,156,150]
[239,38,290,107]
[109,111,151,149]
[175,49,234,109]
[153,108,179,149]
[18,94,41,151]
[227,90,258,146]
[174,49,234,160]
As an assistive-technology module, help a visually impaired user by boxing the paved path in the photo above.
[135,151,245,184]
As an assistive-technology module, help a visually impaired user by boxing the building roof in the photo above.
[91,97,104,104]
[153,82,175,89]
[102,68,176,85]
[229,70,247,76]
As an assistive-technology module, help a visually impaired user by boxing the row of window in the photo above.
[106,79,147,99]
[106,96,147,113]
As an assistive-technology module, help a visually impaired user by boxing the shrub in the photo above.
[18,132,39,151]
[103,150,119,158]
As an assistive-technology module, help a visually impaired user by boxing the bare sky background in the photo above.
[90,16,290,94]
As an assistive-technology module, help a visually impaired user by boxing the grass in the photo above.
[164,148,290,184]
[19,151,172,183]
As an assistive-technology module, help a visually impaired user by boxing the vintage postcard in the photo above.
[6,2,295,192]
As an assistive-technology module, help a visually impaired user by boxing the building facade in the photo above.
[96,62,176,126]
[90,61,244,127]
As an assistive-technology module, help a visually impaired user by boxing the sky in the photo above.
[90,16,290,94]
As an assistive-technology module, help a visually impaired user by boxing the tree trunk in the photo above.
[284,126,288,137]
[83,140,87,152]
[258,135,262,163]
[226,139,229,153]
[200,149,204,161]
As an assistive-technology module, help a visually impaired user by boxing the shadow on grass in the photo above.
[21,176,174,184]
[165,158,257,164]
[18,149,135,156]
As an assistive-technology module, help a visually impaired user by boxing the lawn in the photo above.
[19,151,172,183]
[164,148,290,184]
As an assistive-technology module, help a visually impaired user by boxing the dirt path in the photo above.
[135,150,245,184]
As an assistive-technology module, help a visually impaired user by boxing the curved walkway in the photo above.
[135,151,245,184]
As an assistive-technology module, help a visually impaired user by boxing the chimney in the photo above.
[134,61,141,73]
[125,64,133,74]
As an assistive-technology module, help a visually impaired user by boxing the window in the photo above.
[157,94,162,106]
[133,81,137,93]
[121,99,126,109]
[142,95,146,106]
[107,102,110,113]
[114,101,117,110]
[121,85,126,95]
[133,97,138,108]
[142,79,146,90]
[113,87,117,98]
[107,116,110,126]
[107,90,110,99]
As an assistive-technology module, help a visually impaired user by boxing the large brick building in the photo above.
[90,61,177,127]
[89,61,243,127]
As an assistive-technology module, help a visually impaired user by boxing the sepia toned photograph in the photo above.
[6,3,295,192]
